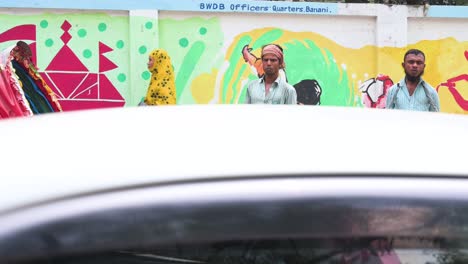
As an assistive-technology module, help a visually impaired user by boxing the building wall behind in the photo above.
[0,0,467,113]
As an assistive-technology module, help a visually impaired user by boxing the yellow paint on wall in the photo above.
[223,28,468,113]
[191,69,217,104]
[439,85,468,114]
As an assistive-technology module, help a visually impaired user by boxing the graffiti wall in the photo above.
[158,11,468,114]
[0,0,467,114]
[0,10,157,110]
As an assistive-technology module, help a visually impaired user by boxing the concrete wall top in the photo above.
[0,0,467,18]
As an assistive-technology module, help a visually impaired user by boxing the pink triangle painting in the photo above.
[99,42,118,73]
[69,73,99,99]
[0,21,125,111]
[43,73,90,99]
[0,24,37,65]
[45,45,88,72]
[42,21,125,110]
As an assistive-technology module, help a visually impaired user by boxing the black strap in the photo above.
[388,82,438,111]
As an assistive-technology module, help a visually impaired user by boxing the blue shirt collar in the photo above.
[398,77,425,88]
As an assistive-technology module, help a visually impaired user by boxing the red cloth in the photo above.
[0,56,30,118]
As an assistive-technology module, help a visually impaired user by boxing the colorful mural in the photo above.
[159,22,468,114]
[1,11,467,114]
[158,17,224,104]
[0,12,157,110]
[220,29,362,106]
[39,20,125,110]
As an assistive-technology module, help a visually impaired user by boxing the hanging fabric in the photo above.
[26,63,62,112]
[0,46,32,119]
[11,41,61,114]
[12,60,54,114]
[0,56,25,118]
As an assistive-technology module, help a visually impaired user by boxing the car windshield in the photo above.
[1,0,468,263]
[27,237,468,264]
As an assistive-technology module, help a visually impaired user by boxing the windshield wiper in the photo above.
[117,251,206,263]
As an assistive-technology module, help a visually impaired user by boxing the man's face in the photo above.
[262,53,280,77]
[402,53,425,81]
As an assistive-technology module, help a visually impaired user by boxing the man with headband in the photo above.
[244,44,297,104]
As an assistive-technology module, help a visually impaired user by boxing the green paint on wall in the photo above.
[175,41,205,101]
[40,20,48,28]
[98,23,107,32]
[142,71,150,80]
[199,27,207,35]
[238,74,254,104]
[283,39,351,106]
[129,14,158,106]
[118,73,127,82]
[45,38,54,47]
[324,48,353,105]
[252,29,284,50]
[145,21,153,29]
[179,38,189,48]
[230,64,247,104]
[78,29,87,38]
[116,40,124,49]
[159,17,224,103]
[83,49,92,58]
[139,45,147,54]
[222,35,252,103]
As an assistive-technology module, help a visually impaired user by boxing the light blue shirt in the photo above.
[244,76,297,104]
[386,78,440,112]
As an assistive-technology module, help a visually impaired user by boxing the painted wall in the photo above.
[0,0,467,113]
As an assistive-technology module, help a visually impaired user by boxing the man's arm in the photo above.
[385,86,396,109]
[432,90,441,112]
[244,84,251,104]
[285,85,297,105]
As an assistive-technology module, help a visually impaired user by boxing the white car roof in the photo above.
[0,105,467,213]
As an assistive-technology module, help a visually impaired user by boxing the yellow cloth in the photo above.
[144,49,176,105]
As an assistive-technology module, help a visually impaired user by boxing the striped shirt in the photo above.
[244,76,297,104]
[386,78,440,112]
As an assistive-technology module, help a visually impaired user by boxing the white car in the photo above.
[0,105,467,264]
